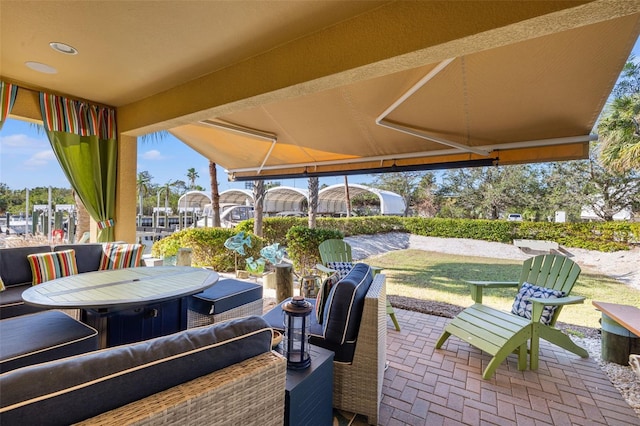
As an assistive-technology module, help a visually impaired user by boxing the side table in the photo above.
[281,344,334,426]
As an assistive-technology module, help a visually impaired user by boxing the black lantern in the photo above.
[282,295,312,370]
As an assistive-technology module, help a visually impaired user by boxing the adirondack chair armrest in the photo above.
[315,264,336,275]
[529,295,585,322]
[466,281,519,303]
[529,295,585,307]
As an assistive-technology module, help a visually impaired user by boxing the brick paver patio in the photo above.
[379,308,639,425]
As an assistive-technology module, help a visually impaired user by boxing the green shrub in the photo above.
[404,217,637,252]
[285,226,344,276]
[151,228,264,272]
[236,217,307,244]
[237,215,639,253]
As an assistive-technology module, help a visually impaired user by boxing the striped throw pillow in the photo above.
[99,243,143,270]
[27,250,79,285]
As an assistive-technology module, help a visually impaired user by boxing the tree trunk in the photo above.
[344,175,351,217]
[308,176,319,228]
[275,263,293,303]
[209,161,221,227]
[253,180,265,237]
[74,192,90,242]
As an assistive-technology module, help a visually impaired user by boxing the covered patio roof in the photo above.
[169,11,640,180]
[2,1,640,241]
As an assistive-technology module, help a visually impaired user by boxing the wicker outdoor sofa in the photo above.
[0,316,287,425]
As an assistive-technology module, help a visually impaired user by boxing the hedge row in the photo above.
[239,216,639,252]
[152,217,639,273]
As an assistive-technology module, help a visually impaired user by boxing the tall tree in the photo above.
[574,146,640,221]
[344,176,351,217]
[598,57,640,172]
[308,177,319,228]
[208,161,221,227]
[413,173,438,217]
[186,168,199,189]
[136,171,153,216]
[539,163,587,222]
[253,180,265,236]
[373,171,433,216]
[438,165,539,219]
[0,183,9,214]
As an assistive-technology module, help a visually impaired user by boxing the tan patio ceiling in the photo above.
[171,12,640,180]
[2,1,640,181]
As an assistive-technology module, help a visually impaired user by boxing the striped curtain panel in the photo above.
[39,93,118,242]
[0,81,18,131]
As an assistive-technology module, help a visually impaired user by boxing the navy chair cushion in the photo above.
[0,246,54,319]
[189,278,263,314]
[54,244,104,273]
[0,311,99,373]
[0,315,272,425]
[262,263,373,363]
[0,284,45,319]
[0,246,51,287]
[321,263,373,345]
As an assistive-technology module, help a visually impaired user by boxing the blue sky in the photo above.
[0,120,369,191]
[2,35,639,192]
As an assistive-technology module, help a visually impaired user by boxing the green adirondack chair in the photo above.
[435,254,588,379]
[317,239,401,331]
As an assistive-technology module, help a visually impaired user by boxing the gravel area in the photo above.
[347,232,640,416]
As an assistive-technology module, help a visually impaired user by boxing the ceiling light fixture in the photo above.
[50,42,78,55]
[25,61,57,74]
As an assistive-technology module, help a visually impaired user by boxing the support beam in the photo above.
[114,134,137,243]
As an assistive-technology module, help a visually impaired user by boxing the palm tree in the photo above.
[308,176,319,228]
[209,161,221,227]
[598,57,640,172]
[253,180,265,236]
[598,94,640,172]
[344,175,351,217]
[137,171,152,217]
[186,168,199,189]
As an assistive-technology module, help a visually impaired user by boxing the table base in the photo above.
[84,298,188,348]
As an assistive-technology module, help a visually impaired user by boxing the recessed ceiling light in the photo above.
[50,42,78,55]
[25,61,58,74]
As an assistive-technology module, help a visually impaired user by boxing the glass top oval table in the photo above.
[22,266,219,348]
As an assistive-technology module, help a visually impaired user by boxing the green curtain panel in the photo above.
[39,93,118,242]
[0,81,18,131]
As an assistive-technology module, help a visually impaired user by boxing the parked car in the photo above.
[507,213,523,221]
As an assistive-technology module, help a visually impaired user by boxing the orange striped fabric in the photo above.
[99,243,143,270]
[0,81,18,125]
[27,250,79,285]
[39,92,116,139]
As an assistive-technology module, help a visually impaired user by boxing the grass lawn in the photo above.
[365,249,640,330]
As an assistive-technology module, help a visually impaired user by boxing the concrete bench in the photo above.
[187,279,263,327]
[513,239,559,252]
[0,310,99,373]
[592,301,640,365]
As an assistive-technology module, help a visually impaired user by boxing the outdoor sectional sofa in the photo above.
[0,315,286,425]
[0,243,114,318]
